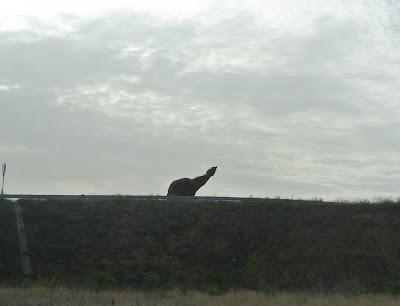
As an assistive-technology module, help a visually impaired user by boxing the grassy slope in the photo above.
[0,199,18,278]
[1,197,400,292]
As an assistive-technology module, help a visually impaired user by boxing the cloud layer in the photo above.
[1,1,400,199]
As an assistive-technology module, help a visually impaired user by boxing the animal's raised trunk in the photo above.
[191,173,212,194]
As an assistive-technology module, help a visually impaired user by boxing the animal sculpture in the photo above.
[167,167,217,196]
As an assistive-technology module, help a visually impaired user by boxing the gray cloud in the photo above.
[1,3,400,199]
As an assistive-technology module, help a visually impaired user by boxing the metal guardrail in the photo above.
[1,194,269,203]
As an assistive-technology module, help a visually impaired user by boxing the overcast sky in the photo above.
[1,0,400,200]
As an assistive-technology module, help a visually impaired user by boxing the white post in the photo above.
[1,163,6,196]
[14,202,32,278]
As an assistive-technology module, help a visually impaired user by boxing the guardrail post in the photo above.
[13,202,32,278]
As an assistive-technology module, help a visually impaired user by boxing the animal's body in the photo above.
[167,167,217,196]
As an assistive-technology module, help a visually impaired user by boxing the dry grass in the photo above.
[1,287,400,306]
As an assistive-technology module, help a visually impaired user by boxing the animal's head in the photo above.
[206,166,217,176]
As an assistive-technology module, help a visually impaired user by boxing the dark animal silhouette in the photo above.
[167,167,217,196]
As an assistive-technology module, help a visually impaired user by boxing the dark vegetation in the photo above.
[1,197,400,293]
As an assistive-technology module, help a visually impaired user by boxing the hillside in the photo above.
[1,197,400,293]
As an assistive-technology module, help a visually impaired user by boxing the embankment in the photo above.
[1,197,400,292]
